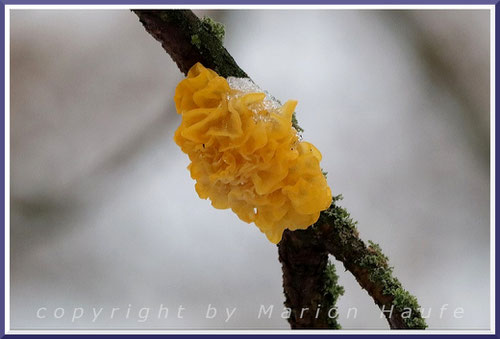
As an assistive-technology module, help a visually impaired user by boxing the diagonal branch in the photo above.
[132,9,246,78]
[133,9,427,330]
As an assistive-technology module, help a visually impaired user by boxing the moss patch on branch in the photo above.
[317,195,427,329]
[200,16,225,43]
[323,261,344,329]
[358,241,427,329]
[292,113,304,133]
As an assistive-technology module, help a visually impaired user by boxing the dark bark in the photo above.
[132,10,247,78]
[278,229,330,328]
[317,217,410,329]
[277,197,426,329]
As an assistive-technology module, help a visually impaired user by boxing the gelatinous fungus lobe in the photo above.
[174,63,331,244]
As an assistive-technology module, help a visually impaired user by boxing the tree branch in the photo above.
[318,195,425,329]
[133,9,427,330]
[132,10,246,78]
[278,230,343,329]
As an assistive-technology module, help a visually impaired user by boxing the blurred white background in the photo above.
[9,9,490,330]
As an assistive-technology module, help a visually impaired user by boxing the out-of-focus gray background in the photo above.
[9,9,490,330]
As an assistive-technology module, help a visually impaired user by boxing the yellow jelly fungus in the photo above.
[174,63,332,244]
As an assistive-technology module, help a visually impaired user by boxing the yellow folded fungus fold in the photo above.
[174,63,332,244]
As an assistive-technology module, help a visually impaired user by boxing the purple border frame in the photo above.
[0,1,498,338]
[0,0,498,4]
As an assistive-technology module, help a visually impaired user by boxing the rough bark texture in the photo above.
[133,9,427,330]
[278,197,426,329]
[278,230,331,328]
[320,224,408,328]
[315,197,426,329]
[132,10,247,78]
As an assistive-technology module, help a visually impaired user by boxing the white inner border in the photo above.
[3,4,496,335]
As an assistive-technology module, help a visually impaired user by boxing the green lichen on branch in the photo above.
[190,34,201,49]
[292,113,304,133]
[321,169,328,179]
[358,241,396,295]
[134,10,247,78]
[200,16,225,43]
[317,195,359,249]
[316,195,427,329]
[191,17,225,50]
[358,241,427,329]
[322,261,344,329]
